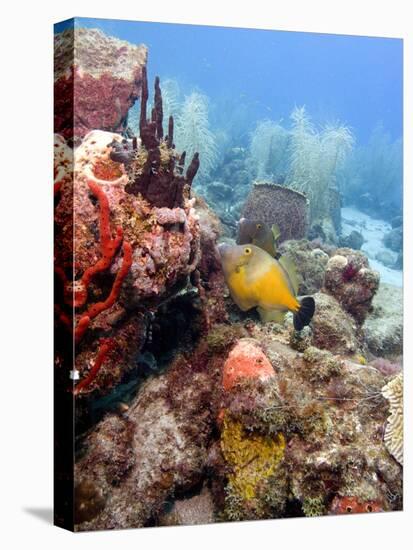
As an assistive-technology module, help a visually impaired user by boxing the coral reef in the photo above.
[211,331,402,521]
[381,373,403,466]
[383,226,403,253]
[54,27,147,140]
[53,29,403,531]
[242,182,309,242]
[74,352,220,530]
[323,248,380,325]
[54,73,208,399]
[339,230,364,250]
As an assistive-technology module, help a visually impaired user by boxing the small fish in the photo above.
[218,243,315,330]
[237,218,281,258]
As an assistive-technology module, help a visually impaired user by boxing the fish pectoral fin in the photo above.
[271,224,281,242]
[257,307,287,324]
[279,255,299,296]
[230,291,256,312]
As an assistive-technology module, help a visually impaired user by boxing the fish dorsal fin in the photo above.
[279,255,299,296]
[271,224,281,242]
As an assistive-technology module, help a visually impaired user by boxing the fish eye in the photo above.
[244,247,252,255]
[256,223,262,229]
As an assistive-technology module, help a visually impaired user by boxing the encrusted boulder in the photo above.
[383,226,402,253]
[323,248,380,325]
[74,352,220,530]
[364,283,403,358]
[310,292,360,354]
[54,27,147,140]
[54,70,212,398]
[339,230,364,250]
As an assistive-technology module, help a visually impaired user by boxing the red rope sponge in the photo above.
[74,338,115,395]
[74,179,123,308]
[74,240,133,342]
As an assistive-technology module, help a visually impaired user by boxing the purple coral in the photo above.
[342,262,359,282]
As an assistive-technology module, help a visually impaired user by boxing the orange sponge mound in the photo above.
[222,339,275,391]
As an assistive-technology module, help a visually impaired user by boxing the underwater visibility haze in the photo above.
[53,18,403,531]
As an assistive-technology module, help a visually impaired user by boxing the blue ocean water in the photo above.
[55,17,403,282]
[55,17,402,143]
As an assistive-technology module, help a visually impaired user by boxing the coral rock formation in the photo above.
[323,248,380,325]
[54,27,147,140]
[242,182,309,243]
[55,73,205,397]
[310,292,360,354]
[364,283,403,358]
[158,486,216,526]
[74,354,218,530]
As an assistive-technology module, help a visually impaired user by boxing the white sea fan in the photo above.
[287,106,354,222]
[249,120,289,179]
[159,78,182,121]
[174,91,218,182]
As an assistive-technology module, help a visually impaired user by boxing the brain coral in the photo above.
[242,181,309,242]
[381,373,403,465]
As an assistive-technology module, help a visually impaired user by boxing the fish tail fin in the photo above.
[293,297,315,331]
